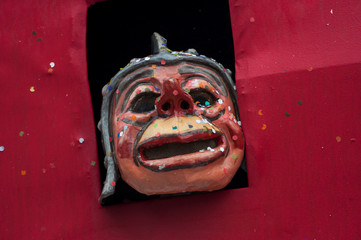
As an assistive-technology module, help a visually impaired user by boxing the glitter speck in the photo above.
[30,86,35,92]
[49,62,55,68]
[220,147,225,152]
[159,163,166,170]
[79,138,84,143]
[218,99,223,104]
[0,146,4,151]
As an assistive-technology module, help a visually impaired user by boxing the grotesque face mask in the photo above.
[99,33,244,201]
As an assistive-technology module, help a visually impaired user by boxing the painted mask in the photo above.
[99,33,244,201]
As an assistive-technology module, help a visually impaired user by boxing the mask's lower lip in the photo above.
[136,133,228,172]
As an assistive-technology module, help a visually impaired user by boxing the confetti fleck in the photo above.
[258,109,263,116]
[232,154,237,159]
[0,146,4,151]
[108,85,113,91]
[224,168,228,174]
[173,90,178,96]
[48,68,53,73]
[205,101,210,106]
[111,181,116,187]
[220,147,225,152]
[136,89,141,94]
[153,123,158,128]
[152,65,157,69]
[307,67,313,72]
[91,161,96,166]
[124,125,128,130]
[32,30,37,35]
[160,59,166,65]
[330,9,333,14]
[21,170,26,176]
[156,132,161,137]
[36,38,42,41]
[249,17,255,22]
[19,131,25,137]
[49,62,55,68]
[218,99,223,104]
[232,135,238,141]
[159,163,166,170]
[261,124,267,130]
[297,100,303,105]
[116,89,119,94]
[188,123,193,128]
[79,138,84,143]
[131,115,137,121]
[109,137,112,142]
[228,106,231,111]
[336,136,341,142]
[285,112,290,117]
[238,121,242,126]
[172,126,177,130]
[30,86,35,92]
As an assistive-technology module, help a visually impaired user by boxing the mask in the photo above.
[99,33,244,201]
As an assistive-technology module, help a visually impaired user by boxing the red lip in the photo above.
[136,131,228,172]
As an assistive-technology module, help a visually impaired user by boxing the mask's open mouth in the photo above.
[136,132,228,172]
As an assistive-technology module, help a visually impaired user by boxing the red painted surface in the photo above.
[0,0,360,239]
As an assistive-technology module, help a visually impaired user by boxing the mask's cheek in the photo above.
[113,118,141,159]
[213,115,244,150]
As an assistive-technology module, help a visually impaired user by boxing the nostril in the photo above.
[180,100,190,110]
[162,102,171,111]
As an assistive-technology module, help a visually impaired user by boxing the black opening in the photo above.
[87,0,247,205]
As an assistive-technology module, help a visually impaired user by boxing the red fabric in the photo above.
[0,0,360,239]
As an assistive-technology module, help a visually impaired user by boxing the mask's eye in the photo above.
[130,92,160,113]
[189,89,217,108]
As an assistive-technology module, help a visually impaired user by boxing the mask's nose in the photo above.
[156,79,194,116]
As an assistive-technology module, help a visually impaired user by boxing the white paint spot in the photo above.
[228,106,231,111]
[158,163,166,170]
[49,62,55,68]
[0,146,4,151]
[220,147,225,152]
[144,57,150,61]
[218,99,223,104]
[238,121,242,126]
[212,129,216,134]
[196,119,201,123]
[79,138,84,143]
[330,9,333,14]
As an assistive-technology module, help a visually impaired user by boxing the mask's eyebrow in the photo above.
[178,65,227,96]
